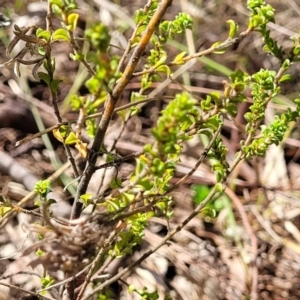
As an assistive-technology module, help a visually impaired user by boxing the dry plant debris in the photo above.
[0,1,300,300]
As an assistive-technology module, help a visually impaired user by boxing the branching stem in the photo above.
[70,0,173,220]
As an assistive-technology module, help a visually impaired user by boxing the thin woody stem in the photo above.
[15,96,174,147]
[45,2,80,180]
[81,184,222,300]
[117,0,154,72]
[70,0,173,220]
[133,28,253,77]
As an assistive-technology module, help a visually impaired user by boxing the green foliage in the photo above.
[85,23,111,52]
[52,28,70,41]
[134,1,158,32]
[40,274,55,295]
[85,54,120,93]
[50,0,78,14]
[68,22,121,137]
[247,0,275,30]
[244,70,278,133]
[110,215,148,257]
[35,248,45,256]
[152,93,198,154]
[159,12,192,43]
[227,20,239,39]
[244,107,300,157]
[34,180,51,198]
[193,185,230,218]
[134,11,193,94]
[0,203,12,217]
[208,136,229,182]
[128,285,159,300]
[2,0,300,299]
[34,180,57,209]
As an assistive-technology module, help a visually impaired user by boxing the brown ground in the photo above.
[0,1,300,299]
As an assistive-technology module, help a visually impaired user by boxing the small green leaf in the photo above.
[58,125,69,138]
[136,24,147,36]
[215,182,224,192]
[41,274,55,289]
[36,248,45,256]
[80,193,93,206]
[50,79,61,93]
[279,74,292,83]
[52,4,62,18]
[34,180,51,198]
[130,106,141,117]
[70,51,84,61]
[172,51,186,65]
[156,65,171,76]
[0,206,12,217]
[121,193,135,203]
[154,51,167,67]
[210,91,221,100]
[67,13,79,31]
[37,29,51,41]
[225,103,238,116]
[282,59,291,69]
[65,132,79,145]
[294,45,300,55]
[38,72,50,85]
[193,185,210,205]
[203,116,222,130]
[227,20,239,39]
[212,41,227,54]
[49,0,63,7]
[117,110,126,121]
[34,199,42,207]
[52,28,70,41]
[65,2,77,11]
[106,199,121,211]
[201,207,216,218]
[128,285,135,294]
[109,177,123,189]
[134,9,147,25]
[36,28,43,36]
[141,76,152,90]
[38,46,46,56]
